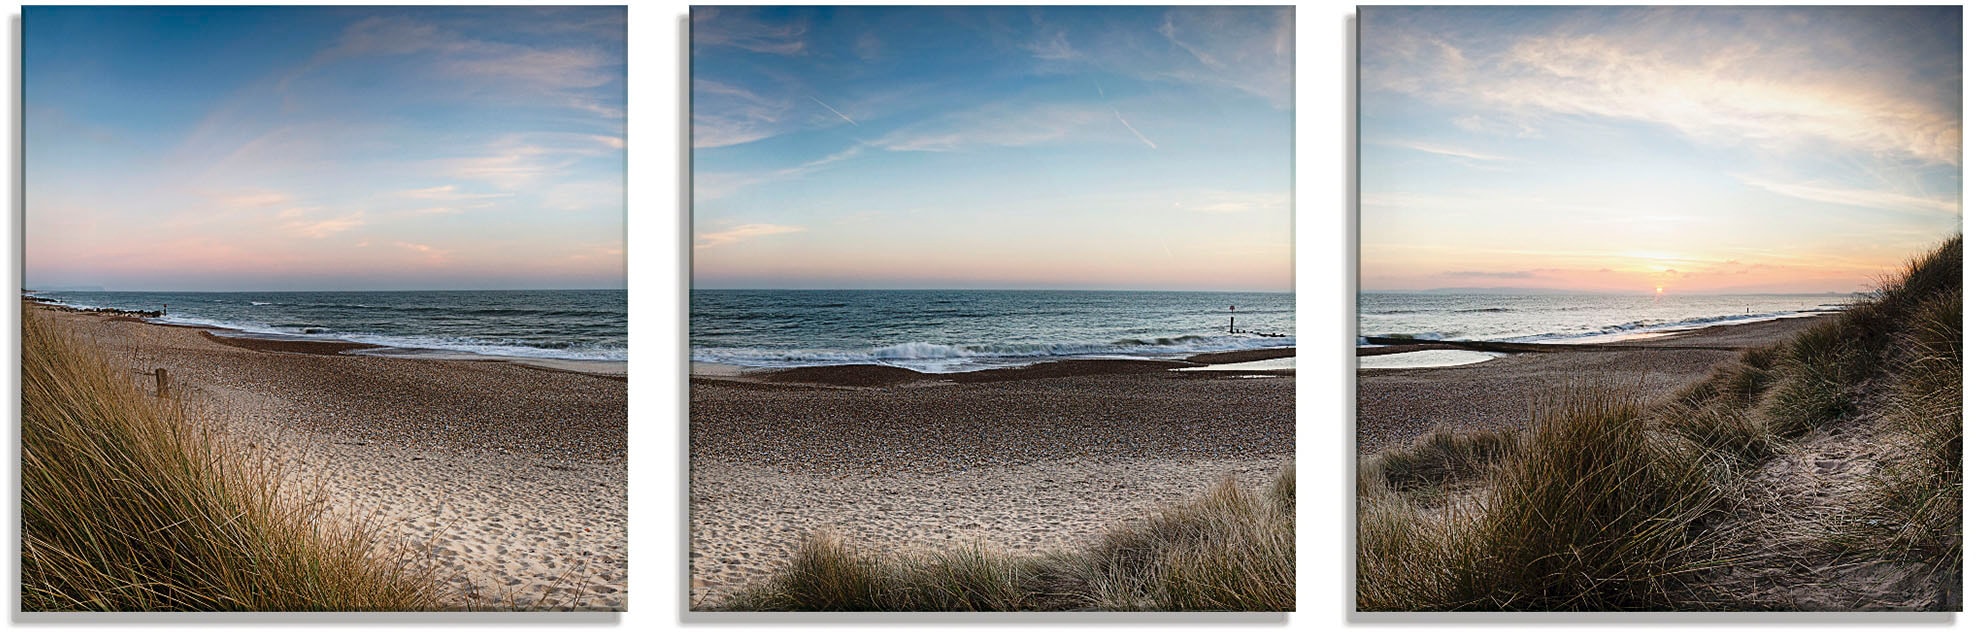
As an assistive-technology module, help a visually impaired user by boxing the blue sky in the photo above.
[26,6,625,291]
[691,6,1294,291]
[1360,6,1961,294]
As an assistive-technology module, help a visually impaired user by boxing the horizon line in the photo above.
[24,287,630,294]
[691,287,1296,293]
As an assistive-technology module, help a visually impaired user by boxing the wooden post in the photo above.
[1228,305,1236,334]
[155,368,169,399]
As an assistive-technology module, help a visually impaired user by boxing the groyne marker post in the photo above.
[155,368,169,399]
[1229,305,1236,334]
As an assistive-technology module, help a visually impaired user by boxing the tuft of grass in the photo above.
[1358,388,1726,611]
[1868,288,1961,572]
[719,468,1294,611]
[1760,318,1867,438]
[21,308,438,611]
[1364,425,1518,494]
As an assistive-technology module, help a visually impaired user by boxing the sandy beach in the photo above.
[1357,315,1833,454]
[32,305,627,610]
[689,349,1295,607]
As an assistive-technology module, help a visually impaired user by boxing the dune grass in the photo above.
[21,307,438,611]
[717,468,1294,611]
[1358,236,1961,611]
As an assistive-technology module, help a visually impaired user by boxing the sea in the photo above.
[27,290,627,362]
[1359,293,1857,346]
[691,290,1296,373]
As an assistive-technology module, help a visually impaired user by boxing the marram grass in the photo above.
[21,308,438,611]
[1358,235,1961,611]
[717,468,1294,611]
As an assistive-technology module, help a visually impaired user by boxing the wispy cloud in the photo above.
[399,184,511,201]
[876,102,1108,152]
[396,240,451,263]
[1363,9,1961,165]
[1110,108,1157,150]
[1178,191,1290,214]
[695,223,806,249]
[693,79,790,148]
[1737,176,1961,216]
[692,7,806,55]
[280,208,366,238]
[808,96,858,126]
[1387,140,1511,162]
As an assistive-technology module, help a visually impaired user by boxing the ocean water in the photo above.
[28,290,627,362]
[691,290,1296,373]
[1359,293,1856,345]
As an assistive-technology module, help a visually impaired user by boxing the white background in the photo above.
[1,1,1968,629]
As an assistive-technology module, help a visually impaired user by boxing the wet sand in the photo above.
[1357,315,1833,454]
[689,353,1295,607]
[33,305,627,610]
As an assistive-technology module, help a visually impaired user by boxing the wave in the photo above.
[250,301,274,306]
[693,334,1295,373]
[152,314,625,361]
[1454,307,1512,313]
[1508,309,1819,343]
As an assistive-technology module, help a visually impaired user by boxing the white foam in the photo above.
[1359,350,1502,369]
[1173,357,1296,372]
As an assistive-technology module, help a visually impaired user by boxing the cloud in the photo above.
[1737,176,1961,216]
[875,102,1109,152]
[282,209,366,238]
[1152,7,1294,108]
[283,15,623,119]
[1023,28,1078,61]
[695,223,806,249]
[444,133,616,189]
[692,79,792,148]
[1362,8,1961,165]
[1179,191,1290,214]
[1445,270,1538,279]
[447,47,616,90]
[692,7,807,55]
[808,96,859,126]
[399,185,512,201]
[1110,108,1157,150]
[1387,140,1511,162]
[396,241,451,262]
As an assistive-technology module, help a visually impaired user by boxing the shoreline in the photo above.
[25,294,626,375]
[29,303,628,610]
[1357,314,1833,454]
[690,346,1296,386]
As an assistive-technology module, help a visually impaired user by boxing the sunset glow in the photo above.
[1359,7,1961,295]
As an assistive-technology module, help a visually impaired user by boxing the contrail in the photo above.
[808,96,858,126]
[1112,107,1158,150]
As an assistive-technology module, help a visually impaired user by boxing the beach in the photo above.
[30,304,627,610]
[688,350,1295,607]
[1357,315,1833,454]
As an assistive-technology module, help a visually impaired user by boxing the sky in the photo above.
[691,6,1294,291]
[1360,6,1962,295]
[25,6,626,291]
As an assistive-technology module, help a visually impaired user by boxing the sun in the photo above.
[1655,285,1665,295]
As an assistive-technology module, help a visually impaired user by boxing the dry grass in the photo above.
[1357,236,1962,611]
[21,307,438,611]
[1358,388,1727,611]
[718,468,1294,611]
